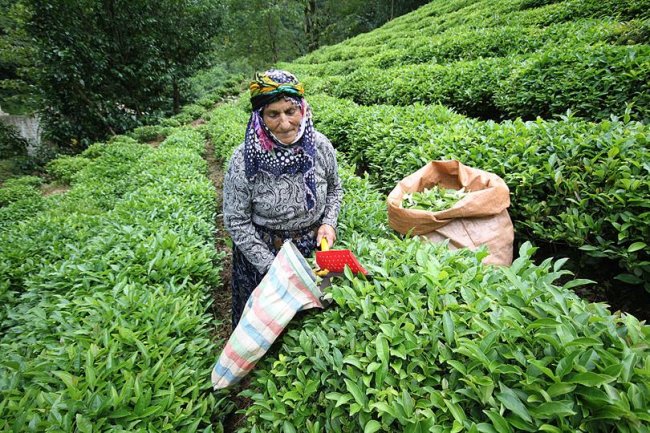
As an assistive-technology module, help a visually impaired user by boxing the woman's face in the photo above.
[262,98,303,145]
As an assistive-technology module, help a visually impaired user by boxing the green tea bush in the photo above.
[242,238,650,433]
[203,101,249,163]
[495,43,650,121]
[0,128,233,431]
[160,104,207,127]
[370,20,625,68]
[308,95,650,289]
[531,0,650,25]
[128,125,173,143]
[45,155,92,184]
[0,176,42,206]
[0,176,46,232]
[330,58,509,119]
[205,90,649,433]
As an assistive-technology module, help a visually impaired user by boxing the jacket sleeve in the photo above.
[222,146,276,274]
[319,135,343,229]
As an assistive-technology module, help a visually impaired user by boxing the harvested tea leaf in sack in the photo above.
[402,185,469,211]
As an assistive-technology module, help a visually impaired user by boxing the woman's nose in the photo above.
[279,115,292,128]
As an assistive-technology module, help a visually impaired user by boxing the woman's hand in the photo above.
[316,224,336,249]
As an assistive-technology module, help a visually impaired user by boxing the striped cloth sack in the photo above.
[212,240,323,389]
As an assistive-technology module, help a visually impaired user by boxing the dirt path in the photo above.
[204,139,252,432]
[205,139,233,339]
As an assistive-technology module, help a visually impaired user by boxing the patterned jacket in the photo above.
[223,131,343,273]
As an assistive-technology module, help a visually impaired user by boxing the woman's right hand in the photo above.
[316,224,336,249]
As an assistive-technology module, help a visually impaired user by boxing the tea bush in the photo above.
[242,238,650,433]
[0,129,233,431]
[128,125,174,143]
[0,176,46,232]
[495,43,650,121]
[306,94,650,289]
[324,42,648,122]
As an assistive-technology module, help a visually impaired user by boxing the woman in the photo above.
[223,69,343,327]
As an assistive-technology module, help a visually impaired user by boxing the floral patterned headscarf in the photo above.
[244,69,317,210]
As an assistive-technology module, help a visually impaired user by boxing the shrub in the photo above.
[307,95,650,289]
[242,236,650,432]
[128,125,173,143]
[495,43,650,122]
[0,128,233,431]
[45,155,92,184]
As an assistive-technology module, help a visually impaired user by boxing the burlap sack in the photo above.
[387,160,513,265]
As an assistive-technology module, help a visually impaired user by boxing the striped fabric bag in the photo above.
[212,240,323,389]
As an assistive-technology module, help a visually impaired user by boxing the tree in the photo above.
[0,0,39,114]
[24,0,222,148]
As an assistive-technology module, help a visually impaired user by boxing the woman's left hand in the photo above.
[316,224,337,249]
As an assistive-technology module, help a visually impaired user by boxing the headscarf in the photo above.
[244,69,317,210]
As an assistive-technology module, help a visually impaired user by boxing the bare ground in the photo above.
[40,183,70,196]
[204,139,253,432]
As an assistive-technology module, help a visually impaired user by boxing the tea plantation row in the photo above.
[288,0,649,122]
[302,94,650,290]
[203,100,650,433]
[0,130,233,431]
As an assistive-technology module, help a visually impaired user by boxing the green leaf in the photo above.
[614,273,643,284]
[484,410,512,433]
[364,420,382,433]
[376,334,389,365]
[52,371,78,389]
[562,279,595,290]
[344,378,367,408]
[496,385,532,423]
[443,311,455,345]
[569,372,615,386]
[283,421,297,433]
[627,242,646,252]
[344,265,354,281]
[547,382,576,398]
[530,401,576,418]
[75,414,93,433]
[371,401,397,417]
[444,400,466,424]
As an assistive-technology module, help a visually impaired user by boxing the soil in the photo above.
[203,139,252,432]
[40,182,70,196]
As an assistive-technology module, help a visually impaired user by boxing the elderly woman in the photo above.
[223,69,343,327]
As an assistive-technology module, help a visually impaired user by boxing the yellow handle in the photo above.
[320,238,330,252]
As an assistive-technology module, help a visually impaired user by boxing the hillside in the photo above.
[0,0,649,432]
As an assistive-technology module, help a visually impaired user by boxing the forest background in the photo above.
[0,0,428,155]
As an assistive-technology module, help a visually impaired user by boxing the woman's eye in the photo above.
[286,109,296,116]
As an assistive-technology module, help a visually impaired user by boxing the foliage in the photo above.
[0,0,39,114]
[0,129,233,431]
[496,43,649,122]
[0,121,28,159]
[0,175,44,231]
[45,155,92,184]
[242,238,650,433]
[305,94,650,289]
[24,0,222,148]
[128,125,173,144]
[402,186,469,211]
[204,93,649,431]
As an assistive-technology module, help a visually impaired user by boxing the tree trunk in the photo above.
[173,77,180,114]
[304,0,319,52]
